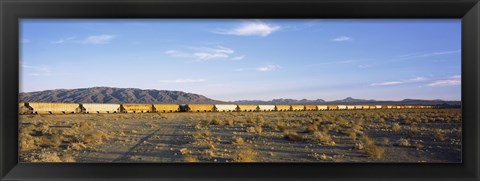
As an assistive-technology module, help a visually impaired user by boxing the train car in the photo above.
[354,105,363,110]
[82,103,120,114]
[238,105,258,112]
[369,105,377,109]
[362,105,370,109]
[387,105,393,109]
[375,105,382,109]
[215,104,238,112]
[258,105,275,111]
[406,105,413,109]
[337,105,348,110]
[291,105,305,111]
[328,105,338,110]
[275,105,291,111]
[153,104,180,113]
[317,105,328,110]
[28,102,82,114]
[381,105,389,109]
[346,105,355,110]
[188,104,215,112]
[304,105,317,111]
[121,104,153,113]
[18,102,32,114]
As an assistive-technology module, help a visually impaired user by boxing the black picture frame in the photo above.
[1,0,479,180]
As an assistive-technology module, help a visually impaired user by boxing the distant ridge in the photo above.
[19,87,225,104]
[19,87,461,106]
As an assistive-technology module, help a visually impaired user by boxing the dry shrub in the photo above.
[211,118,224,126]
[226,119,235,126]
[381,137,390,146]
[231,137,245,145]
[67,142,87,151]
[344,128,357,141]
[184,155,199,162]
[304,124,318,133]
[391,123,401,132]
[312,131,335,145]
[179,148,191,155]
[352,118,364,130]
[434,133,446,142]
[364,144,385,159]
[61,154,76,162]
[233,147,257,162]
[29,152,63,162]
[360,135,375,146]
[38,135,62,148]
[192,130,212,139]
[246,126,262,133]
[397,138,410,147]
[415,141,425,150]
[275,120,288,132]
[284,131,304,141]
[19,128,37,151]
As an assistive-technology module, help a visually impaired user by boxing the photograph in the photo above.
[18,19,461,163]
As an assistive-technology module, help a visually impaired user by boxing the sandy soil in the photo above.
[18,109,462,163]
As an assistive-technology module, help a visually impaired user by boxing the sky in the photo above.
[20,19,461,101]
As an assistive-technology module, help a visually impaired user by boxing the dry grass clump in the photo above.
[391,123,401,132]
[226,119,235,126]
[38,135,62,148]
[381,137,390,146]
[274,120,288,132]
[304,123,319,133]
[397,138,411,147]
[211,118,224,126]
[283,131,304,141]
[311,131,335,146]
[233,147,257,162]
[184,154,199,162]
[246,126,262,134]
[192,130,212,139]
[359,135,384,159]
[231,137,245,145]
[434,133,446,142]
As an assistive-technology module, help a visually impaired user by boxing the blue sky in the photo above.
[20,19,461,101]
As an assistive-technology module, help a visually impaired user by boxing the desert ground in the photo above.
[19,109,461,163]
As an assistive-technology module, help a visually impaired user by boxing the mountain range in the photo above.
[19,87,461,106]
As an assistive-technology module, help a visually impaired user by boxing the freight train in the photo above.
[18,102,438,115]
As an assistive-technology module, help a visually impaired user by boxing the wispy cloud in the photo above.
[165,46,244,61]
[370,76,427,86]
[257,64,281,72]
[310,60,354,66]
[212,21,280,37]
[397,50,460,59]
[51,36,76,44]
[22,64,52,76]
[332,36,353,42]
[82,34,115,44]
[158,79,206,83]
[427,75,461,87]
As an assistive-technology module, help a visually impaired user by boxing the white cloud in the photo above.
[22,64,52,76]
[369,76,427,86]
[51,36,76,44]
[257,64,280,72]
[158,79,206,83]
[82,34,115,44]
[332,36,353,42]
[165,46,244,61]
[213,21,280,37]
[427,75,461,87]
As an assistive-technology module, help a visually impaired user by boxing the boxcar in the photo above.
[354,105,363,110]
[82,103,120,114]
[337,105,347,110]
[28,102,81,114]
[291,105,305,111]
[121,104,153,113]
[238,105,258,112]
[381,105,389,109]
[188,104,215,112]
[215,104,238,112]
[275,105,291,111]
[375,105,382,109]
[369,105,377,109]
[153,104,180,113]
[328,105,338,110]
[317,105,328,110]
[258,105,275,111]
[346,105,355,110]
[362,105,370,109]
[304,105,317,111]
